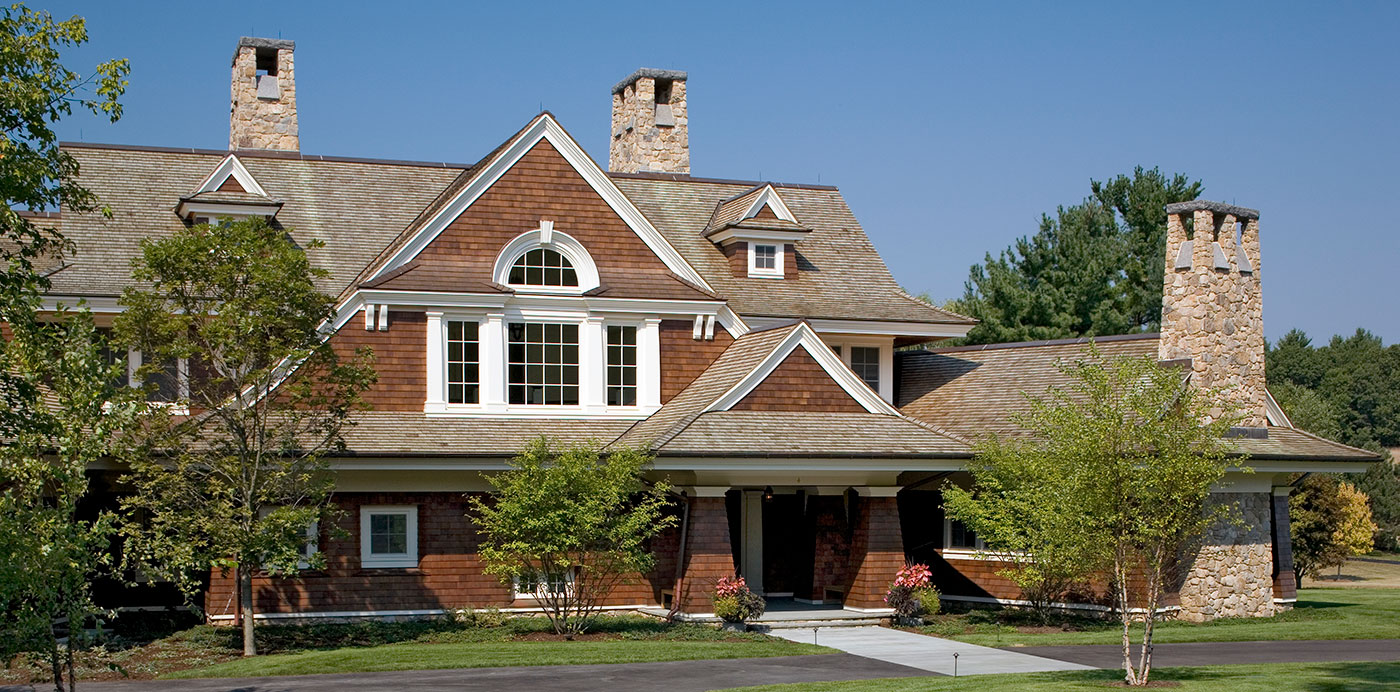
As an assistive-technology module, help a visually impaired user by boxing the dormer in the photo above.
[176,154,282,223]
[703,184,809,279]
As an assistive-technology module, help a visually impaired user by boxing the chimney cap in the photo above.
[1165,200,1260,221]
[237,36,295,53]
[612,68,687,95]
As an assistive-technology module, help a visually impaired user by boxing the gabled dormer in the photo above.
[176,153,282,223]
[704,184,810,279]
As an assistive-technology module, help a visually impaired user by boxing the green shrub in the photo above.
[713,596,742,622]
[916,588,941,617]
[712,590,765,623]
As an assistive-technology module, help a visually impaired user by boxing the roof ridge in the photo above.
[607,171,839,191]
[912,332,1161,355]
[60,141,474,169]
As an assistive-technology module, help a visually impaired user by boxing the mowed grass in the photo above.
[171,639,825,679]
[919,587,1400,647]
[165,614,829,679]
[722,661,1400,692]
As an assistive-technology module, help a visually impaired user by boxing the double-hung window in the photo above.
[606,325,637,406]
[850,346,880,392]
[514,567,576,600]
[507,323,579,405]
[945,518,985,551]
[749,243,781,277]
[446,320,480,404]
[360,505,418,569]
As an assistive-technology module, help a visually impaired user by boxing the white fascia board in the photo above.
[1239,461,1374,474]
[744,316,972,339]
[1265,389,1294,428]
[651,457,969,472]
[176,201,281,218]
[347,289,725,318]
[706,227,810,245]
[194,154,268,196]
[366,114,712,293]
[741,185,798,222]
[707,322,897,414]
[717,306,750,337]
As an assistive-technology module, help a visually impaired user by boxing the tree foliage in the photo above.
[949,168,1200,345]
[114,217,377,657]
[0,6,129,690]
[1268,329,1400,550]
[470,438,676,637]
[1290,474,1367,580]
[948,345,1237,686]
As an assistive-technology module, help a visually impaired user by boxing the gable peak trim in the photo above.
[193,154,268,197]
[742,185,798,223]
[363,113,713,293]
[707,322,895,415]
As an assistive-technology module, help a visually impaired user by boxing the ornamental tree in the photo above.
[951,345,1239,686]
[114,217,376,657]
[470,438,675,637]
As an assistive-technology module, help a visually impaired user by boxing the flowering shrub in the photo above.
[712,575,765,622]
[885,563,940,620]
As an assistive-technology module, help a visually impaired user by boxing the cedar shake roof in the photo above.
[54,144,467,297]
[896,333,1378,462]
[612,175,975,325]
[333,412,633,457]
[613,322,969,457]
[702,184,811,238]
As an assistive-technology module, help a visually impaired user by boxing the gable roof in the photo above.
[703,184,810,238]
[896,333,1379,463]
[356,112,712,296]
[613,321,969,456]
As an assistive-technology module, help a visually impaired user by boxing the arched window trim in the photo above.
[492,226,600,294]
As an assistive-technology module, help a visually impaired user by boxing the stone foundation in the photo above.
[1177,492,1276,621]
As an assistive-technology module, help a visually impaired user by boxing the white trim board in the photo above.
[708,322,896,415]
[743,316,972,339]
[364,113,713,293]
[193,154,268,197]
[741,185,798,222]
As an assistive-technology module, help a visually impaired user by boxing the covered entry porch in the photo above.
[666,483,905,615]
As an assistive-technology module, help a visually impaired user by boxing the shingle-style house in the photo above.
[52,38,1376,624]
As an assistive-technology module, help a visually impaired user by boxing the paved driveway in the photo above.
[1,653,926,692]
[770,625,1092,676]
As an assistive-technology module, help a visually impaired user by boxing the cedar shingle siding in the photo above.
[731,346,865,412]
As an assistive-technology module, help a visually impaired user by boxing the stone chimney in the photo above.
[229,37,298,151]
[1160,201,1266,428]
[610,68,688,174]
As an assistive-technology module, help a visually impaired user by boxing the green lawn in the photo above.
[920,588,1400,647]
[171,639,828,679]
[721,661,1400,692]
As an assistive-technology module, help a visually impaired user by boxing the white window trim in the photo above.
[425,308,660,418]
[747,242,783,279]
[512,567,577,601]
[821,337,894,403]
[493,225,601,294]
[129,349,190,413]
[360,505,419,569]
[942,516,987,557]
[299,520,319,570]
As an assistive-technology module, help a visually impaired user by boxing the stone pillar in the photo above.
[1160,201,1266,428]
[229,37,299,151]
[845,491,905,609]
[609,68,689,174]
[1270,486,1298,606]
[676,493,735,612]
[1177,492,1276,621]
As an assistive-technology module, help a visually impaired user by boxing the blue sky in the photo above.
[45,1,1399,343]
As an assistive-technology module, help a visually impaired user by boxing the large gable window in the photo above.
[508,323,579,405]
[508,248,578,287]
[446,320,480,404]
[607,325,637,407]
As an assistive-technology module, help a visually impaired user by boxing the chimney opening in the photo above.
[1182,214,1195,240]
[654,79,672,104]
[255,47,278,77]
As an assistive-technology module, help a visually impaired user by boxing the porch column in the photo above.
[1271,485,1297,604]
[677,489,736,612]
[846,488,904,609]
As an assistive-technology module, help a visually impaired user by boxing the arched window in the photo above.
[508,248,578,287]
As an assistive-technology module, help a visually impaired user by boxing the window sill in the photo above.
[424,402,657,419]
[360,558,419,570]
[746,272,784,280]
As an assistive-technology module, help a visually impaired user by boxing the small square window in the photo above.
[850,346,880,392]
[360,506,418,568]
[748,243,782,277]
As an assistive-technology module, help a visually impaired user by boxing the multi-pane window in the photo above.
[507,323,579,405]
[606,325,637,406]
[752,244,777,270]
[446,320,480,404]
[95,328,130,389]
[360,506,418,568]
[146,357,182,403]
[948,518,982,550]
[850,346,880,391]
[508,248,578,287]
[516,568,575,599]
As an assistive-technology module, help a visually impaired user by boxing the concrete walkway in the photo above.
[1017,639,1400,668]
[770,625,1093,676]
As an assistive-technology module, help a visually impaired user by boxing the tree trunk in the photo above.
[1115,562,1138,686]
[49,636,63,692]
[238,565,257,656]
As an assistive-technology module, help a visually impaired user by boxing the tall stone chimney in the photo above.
[610,68,688,174]
[1159,201,1266,428]
[229,37,298,151]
